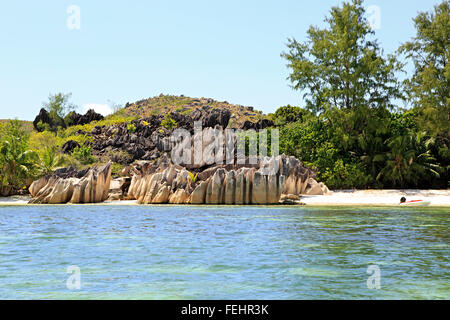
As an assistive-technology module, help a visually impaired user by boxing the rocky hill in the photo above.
[117,94,269,128]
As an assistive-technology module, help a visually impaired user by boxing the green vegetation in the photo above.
[399,1,449,135]
[44,93,77,119]
[188,171,199,184]
[71,145,96,166]
[36,146,65,176]
[0,120,37,190]
[278,0,449,189]
[161,113,177,129]
[127,123,137,133]
[40,93,77,132]
[272,105,310,126]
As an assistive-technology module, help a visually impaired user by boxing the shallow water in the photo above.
[0,205,448,299]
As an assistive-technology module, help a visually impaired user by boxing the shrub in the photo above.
[320,159,372,190]
[161,113,177,129]
[71,145,96,165]
[111,162,125,178]
[107,149,134,165]
[127,123,137,133]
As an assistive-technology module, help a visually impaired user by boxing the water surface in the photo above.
[0,205,448,299]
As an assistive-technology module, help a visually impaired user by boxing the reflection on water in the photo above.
[0,205,448,299]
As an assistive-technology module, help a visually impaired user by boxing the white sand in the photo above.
[0,190,449,206]
[0,195,31,205]
[301,189,450,207]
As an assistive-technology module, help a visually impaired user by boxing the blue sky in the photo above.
[0,0,443,120]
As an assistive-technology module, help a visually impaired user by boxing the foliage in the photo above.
[42,93,77,131]
[321,159,372,190]
[399,0,450,135]
[272,105,309,126]
[36,146,66,176]
[161,113,177,129]
[106,149,134,165]
[127,123,137,133]
[282,0,403,115]
[277,0,448,189]
[44,93,77,119]
[71,145,96,166]
[376,132,440,188]
[188,171,199,184]
[111,162,125,178]
[0,120,37,189]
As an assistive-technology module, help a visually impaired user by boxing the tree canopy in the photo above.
[399,0,450,135]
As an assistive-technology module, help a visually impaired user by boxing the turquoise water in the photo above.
[0,205,448,299]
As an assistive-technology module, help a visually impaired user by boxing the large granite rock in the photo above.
[126,154,329,205]
[28,163,112,204]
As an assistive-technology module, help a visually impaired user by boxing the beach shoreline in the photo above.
[1,189,449,207]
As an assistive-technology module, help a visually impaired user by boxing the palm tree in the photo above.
[37,146,65,176]
[0,140,37,190]
[376,131,440,188]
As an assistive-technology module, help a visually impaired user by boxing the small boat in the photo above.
[399,200,431,207]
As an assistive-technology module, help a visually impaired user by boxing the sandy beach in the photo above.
[1,190,449,207]
[301,189,450,207]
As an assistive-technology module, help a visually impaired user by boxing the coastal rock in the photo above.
[125,154,329,205]
[304,178,331,195]
[190,180,209,204]
[280,194,301,201]
[29,177,77,204]
[240,119,274,130]
[28,163,112,204]
[205,168,226,204]
[29,176,50,197]
[224,170,236,204]
[169,189,190,204]
[151,183,171,204]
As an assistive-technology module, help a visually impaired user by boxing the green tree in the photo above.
[399,0,450,135]
[282,0,403,114]
[273,105,309,126]
[44,93,77,119]
[43,93,77,130]
[280,0,409,189]
[0,120,37,189]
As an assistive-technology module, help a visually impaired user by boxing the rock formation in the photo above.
[61,140,81,154]
[125,154,330,205]
[28,163,112,204]
[33,108,66,132]
[66,109,104,126]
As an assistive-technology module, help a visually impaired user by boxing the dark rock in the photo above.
[67,109,104,126]
[61,140,81,154]
[33,108,66,132]
[52,166,90,179]
[91,126,102,135]
[240,119,274,130]
[190,107,231,128]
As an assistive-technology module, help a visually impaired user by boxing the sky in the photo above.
[0,0,443,120]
